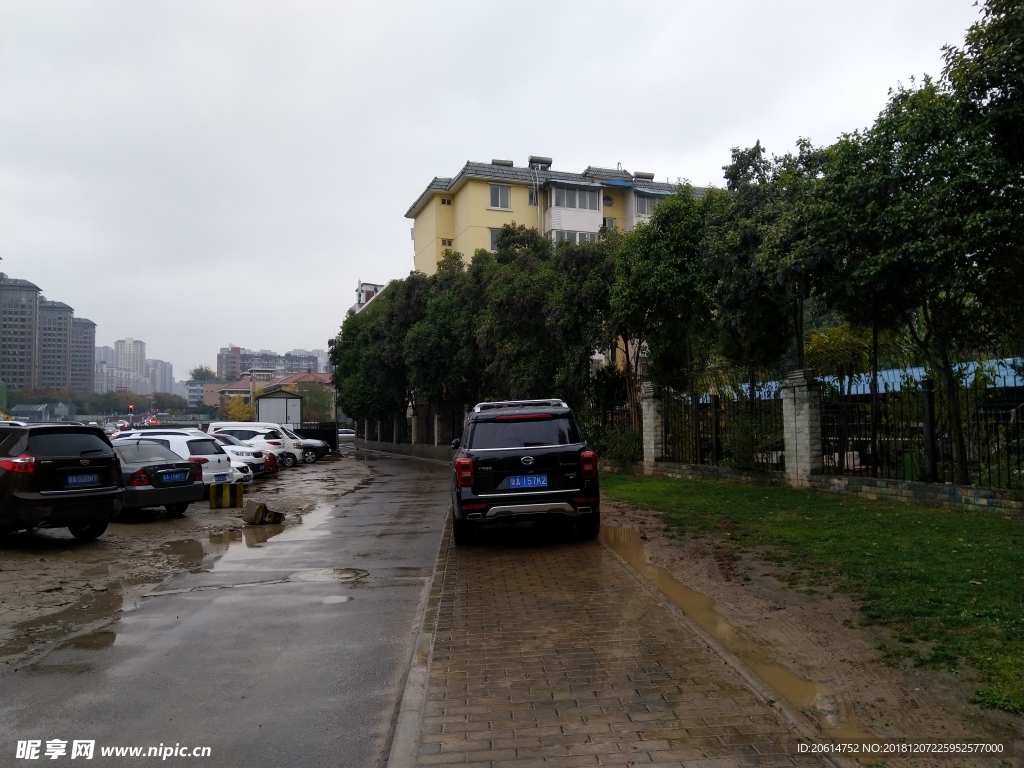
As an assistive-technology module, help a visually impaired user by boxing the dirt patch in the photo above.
[0,454,371,665]
[601,496,1023,764]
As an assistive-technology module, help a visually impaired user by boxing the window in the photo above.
[636,194,658,215]
[440,197,452,206]
[469,418,581,449]
[577,232,598,244]
[528,188,537,206]
[489,184,510,209]
[551,187,600,210]
[553,230,577,244]
[490,228,500,252]
[441,239,453,247]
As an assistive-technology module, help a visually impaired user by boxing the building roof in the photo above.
[72,317,97,327]
[39,299,74,311]
[406,159,708,217]
[270,371,334,387]
[0,273,41,292]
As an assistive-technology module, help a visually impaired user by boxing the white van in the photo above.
[207,422,304,468]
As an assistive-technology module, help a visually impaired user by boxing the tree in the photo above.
[475,224,563,400]
[820,78,1006,483]
[403,250,486,412]
[189,365,218,381]
[223,395,254,421]
[290,381,335,422]
[705,145,793,395]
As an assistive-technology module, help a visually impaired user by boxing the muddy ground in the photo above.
[0,453,371,665]
[602,497,1023,761]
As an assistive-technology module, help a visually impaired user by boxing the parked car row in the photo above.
[0,420,332,542]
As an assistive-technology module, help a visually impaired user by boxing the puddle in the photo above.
[242,525,286,547]
[65,631,116,650]
[322,596,352,604]
[160,539,206,568]
[0,587,126,658]
[291,567,368,583]
[600,526,874,742]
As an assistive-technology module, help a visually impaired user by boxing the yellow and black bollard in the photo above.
[209,483,244,509]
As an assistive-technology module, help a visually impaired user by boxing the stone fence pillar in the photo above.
[410,405,421,445]
[780,369,822,487]
[640,382,664,467]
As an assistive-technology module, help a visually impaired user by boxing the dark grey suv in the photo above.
[0,424,124,540]
[450,399,599,545]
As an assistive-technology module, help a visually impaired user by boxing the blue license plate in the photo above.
[163,471,188,482]
[509,474,547,489]
[67,473,100,486]
[214,474,228,482]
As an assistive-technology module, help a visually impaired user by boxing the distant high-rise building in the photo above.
[145,359,174,394]
[115,337,146,376]
[94,361,152,395]
[37,298,74,391]
[95,345,115,366]
[217,345,319,379]
[0,273,42,389]
[70,318,96,394]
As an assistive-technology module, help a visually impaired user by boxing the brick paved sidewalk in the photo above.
[409,525,829,768]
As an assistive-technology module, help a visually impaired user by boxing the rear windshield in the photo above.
[114,443,181,463]
[264,430,282,440]
[28,430,113,457]
[468,418,581,449]
[222,430,257,440]
[186,439,225,456]
[215,434,243,446]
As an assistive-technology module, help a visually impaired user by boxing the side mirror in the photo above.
[450,438,460,450]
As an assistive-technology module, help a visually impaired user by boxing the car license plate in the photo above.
[67,473,100,486]
[509,474,547,489]
[255,464,264,472]
[163,471,188,482]
[214,474,228,482]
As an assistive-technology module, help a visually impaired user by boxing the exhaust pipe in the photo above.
[576,506,592,514]
[466,513,483,520]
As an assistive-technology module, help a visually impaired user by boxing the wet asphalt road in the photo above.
[0,452,450,768]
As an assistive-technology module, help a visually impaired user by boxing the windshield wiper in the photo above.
[80,448,108,455]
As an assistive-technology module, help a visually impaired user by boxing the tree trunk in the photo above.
[838,374,848,474]
[870,322,879,478]
[794,293,805,370]
[622,337,643,432]
[687,336,703,464]
[939,346,970,485]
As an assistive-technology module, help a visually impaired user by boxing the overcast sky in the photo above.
[0,0,981,378]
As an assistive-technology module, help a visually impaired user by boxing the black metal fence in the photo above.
[661,389,784,471]
[820,359,1024,491]
[577,403,642,461]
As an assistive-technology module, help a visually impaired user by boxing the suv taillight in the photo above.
[0,453,35,473]
[580,449,597,479]
[454,457,474,487]
[194,463,203,481]
[188,457,209,464]
[129,469,151,486]
[267,440,282,446]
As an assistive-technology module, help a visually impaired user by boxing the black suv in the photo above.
[0,424,124,540]
[450,399,599,545]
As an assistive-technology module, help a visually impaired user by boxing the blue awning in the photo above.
[602,179,633,188]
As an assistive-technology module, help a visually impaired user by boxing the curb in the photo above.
[599,536,858,768]
[386,507,451,768]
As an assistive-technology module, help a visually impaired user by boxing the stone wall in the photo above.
[809,474,1023,514]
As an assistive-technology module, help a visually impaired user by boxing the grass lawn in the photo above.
[601,473,1024,715]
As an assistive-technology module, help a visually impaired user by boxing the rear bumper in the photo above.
[455,492,599,523]
[119,483,205,511]
[3,488,123,530]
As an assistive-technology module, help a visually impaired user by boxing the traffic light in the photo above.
[128,404,134,414]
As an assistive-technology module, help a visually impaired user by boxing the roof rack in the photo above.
[473,399,568,413]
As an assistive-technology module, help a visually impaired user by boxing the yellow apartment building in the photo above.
[405,156,685,276]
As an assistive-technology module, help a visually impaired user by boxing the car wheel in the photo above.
[68,521,108,541]
[452,518,477,546]
[282,453,298,468]
[164,503,189,517]
[577,511,601,540]
[302,448,317,463]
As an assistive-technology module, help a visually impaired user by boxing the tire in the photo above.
[282,453,298,468]
[68,521,108,541]
[452,518,476,546]
[302,448,317,463]
[577,511,601,540]
[164,503,189,517]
